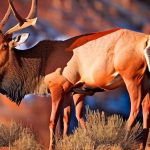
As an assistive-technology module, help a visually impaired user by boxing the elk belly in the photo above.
[101,72,124,90]
[78,71,123,91]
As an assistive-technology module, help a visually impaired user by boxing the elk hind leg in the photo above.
[141,93,150,149]
[123,78,143,139]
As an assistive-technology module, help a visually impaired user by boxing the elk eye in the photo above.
[3,43,8,49]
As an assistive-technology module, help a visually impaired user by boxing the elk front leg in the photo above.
[73,94,86,128]
[49,83,64,150]
[63,94,72,137]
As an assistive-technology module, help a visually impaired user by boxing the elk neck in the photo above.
[0,40,53,104]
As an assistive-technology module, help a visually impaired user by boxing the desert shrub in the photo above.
[0,121,43,150]
[56,107,142,150]
[12,127,43,150]
[0,121,21,147]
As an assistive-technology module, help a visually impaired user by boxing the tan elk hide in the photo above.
[45,28,150,150]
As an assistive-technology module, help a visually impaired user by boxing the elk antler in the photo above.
[5,0,38,35]
[27,0,38,19]
[8,0,26,26]
[0,5,12,30]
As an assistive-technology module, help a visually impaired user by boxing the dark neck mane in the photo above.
[0,41,52,105]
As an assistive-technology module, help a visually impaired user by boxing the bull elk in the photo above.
[0,1,120,149]
[45,28,150,149]
[1,1,150,150]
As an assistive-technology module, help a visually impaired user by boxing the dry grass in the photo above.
[0,108,144,150]
[0,121,44,150]
[56,107,142,150]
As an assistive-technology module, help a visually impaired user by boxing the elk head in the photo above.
[0,0,37,69]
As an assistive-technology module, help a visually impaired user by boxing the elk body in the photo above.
[45,28,150,149]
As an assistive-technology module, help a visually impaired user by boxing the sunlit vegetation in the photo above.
[0,108,146,150]
[56,107,142,150]
[0,121,43,150]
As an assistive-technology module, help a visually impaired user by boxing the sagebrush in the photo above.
[0,121,43,150]
[56,107,142,150]
[0,108,145,150]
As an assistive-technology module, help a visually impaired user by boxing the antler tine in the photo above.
[0,5,11,29]
[5,0,38,35]
[26,0,38,19]
[8,0,25,26]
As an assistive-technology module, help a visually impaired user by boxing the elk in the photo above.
[45,28,150,149]
[0,1,124,149]
[1,1,150,150]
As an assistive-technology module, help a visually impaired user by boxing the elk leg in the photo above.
[141,93,150,149]
[48,83,64,150]
[123,79,143,138]
[63,94,72,136]
[73,94,86,128]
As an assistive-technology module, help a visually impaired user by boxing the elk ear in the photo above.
[12,33,30,47]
